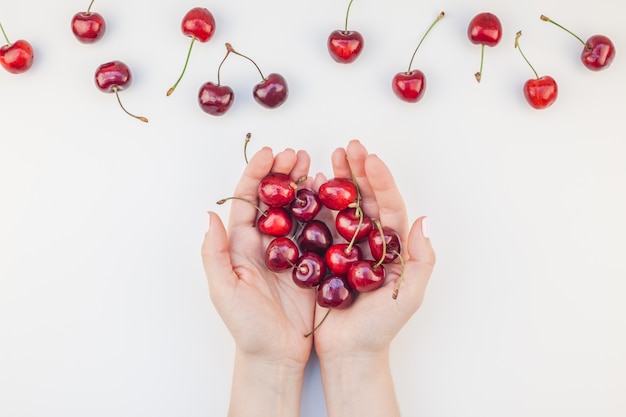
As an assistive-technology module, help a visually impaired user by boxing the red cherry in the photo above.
[368,224,402,264]
[198,81,234,116]
[318,177,357,211]
[292,252,327,289]
[541,15,615,71]
[335,207,372,243]
[468,12,503,82]
[392,11,444,103]
[515,31,558,110]
[265,237,299,272]
[257,206,294,237]
[317,275,355,309]
[94,61,148,123]
[347,260,386,293]
[167,7,216,96]
[253,72,289,109]
[71,0,106,44]
[325,243,363,276]
[328,0,363,63]
[258,173,297,207]
[289,188,322,222]
[297,220,333,255]
[0,22,33,74]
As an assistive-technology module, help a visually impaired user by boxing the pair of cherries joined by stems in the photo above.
[218,139,405,334]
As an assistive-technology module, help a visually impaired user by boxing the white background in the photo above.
[1,0,625,416]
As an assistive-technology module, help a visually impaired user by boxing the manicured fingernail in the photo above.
[421,217,430,239]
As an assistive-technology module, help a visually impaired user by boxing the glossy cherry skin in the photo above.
[392,70,426,103]
[335,207,373,243]
[71,11,106,43]
[292,252,327,289]
[581,35,615,71]
[265,237,299,272]
[198,82,234,116]
[297,220,333,255]
[523,76,558,110]
[325,243,363,275]
[468,12,502,47]
[368,226,402,264]
[258,173,297,207]
[347,260,386,292]
[0,39,34,74]
[95,61,131,92]
[328,30,364,63]
[318,177,358,211]
[289,188,322,222]
[317,275,355,309]
[182,7,215,42]
[257,206,294,237]
[253,73,289,109]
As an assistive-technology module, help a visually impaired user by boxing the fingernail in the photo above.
[421,217,430,239]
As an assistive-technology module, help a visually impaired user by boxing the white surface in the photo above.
[1,0,625,416]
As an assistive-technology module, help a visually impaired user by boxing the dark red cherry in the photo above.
[317,275,355,309]
[325,243,363,275]
[198,81,234,116]
[253,72,289,109]
[335,207,373,243]
[258,173,297,207]
[265,237,299,272]
[318,177,358,211]
[347,260,386,292]
[581,34,615,71]
[368,226,402,264]
[289,188,322,222]
[257,206,293,237]
[292,252,327,289]
[297,220,333,255]
[71,0,106,44]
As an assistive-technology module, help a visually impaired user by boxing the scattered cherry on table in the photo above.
[94,60,148,123]
[515,31,558,110]
[467,12,503,82]
[71,0,106,44]
[0,21,34,74]
[328,0,364,63]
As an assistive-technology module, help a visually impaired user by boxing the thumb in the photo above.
[401,216,436,305]
[201,211,236,296]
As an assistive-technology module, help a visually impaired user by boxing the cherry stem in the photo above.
[86,0,96,14]
[345,161,363,252]
[475,44,485,82]
[305,309,331,337]
[406,11,445,73]
[514,31,539,79]
[216,45,233,86]
[391,251,405,300]
[373,219,387,269]
[540,15,589,50]
[112,86,148,123]
[167,36,196,96]
[216,196,267,217]
[0,22,11,45]
[225,42,266,81]
[343,0,355,33]
[243,132,252,164]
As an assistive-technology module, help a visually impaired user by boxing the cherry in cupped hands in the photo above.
[515,31,557,110]
[392,11,445,103]
[94,60,148,123]
[467,12,503,82]
[0,21,34,74]
[540,14,615,71]
[328,0,364,63]
[71,0,106,44]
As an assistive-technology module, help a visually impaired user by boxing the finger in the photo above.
[398,216,436,307]
[291,150,311,182]
[202,212,237,300]
[331,147,351,179]
[364,154,409,238]
[270,148,298,175]
[227,147,275,230]
[345,139,378,218]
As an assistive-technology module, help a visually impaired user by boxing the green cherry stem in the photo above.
[85,0,96,14]
[475,43,485,82]
[0,21,12,45]
[167,36,197,96]
[343,0,356,33]
[243,132,252,164]
[515,31,539,79]
[406,11,445,73]
[112,86,148,123]
[540,14,589,50]
[225,42,267,81]
[216,44,233,86]
[305,309,331,338]
[217,196,267,218]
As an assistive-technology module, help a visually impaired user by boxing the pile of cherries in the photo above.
[220,169,404,311]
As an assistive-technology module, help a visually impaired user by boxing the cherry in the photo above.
[265,236,299,272]
[467,12,503,82]
[335,207,372,243]
[318,177,358,211]
[217,196,294,237]
[224,43,289,109]
[297,220,333,255]
[258,172,297,207]
[368,222,402,265]
[515,31,558,110]
[292,252,327,289]
[71,0,106,44]
[392,11,445,103]
[167,7,216,96]
[0,22,33,74]
[325,243,363,275]
[289,188,322,222]
[94,61,148,123]
[540,15,615,71]
[328,0,364,63]
[198,44,235,116]
[317,275,355,309]
[347,260,386,293]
